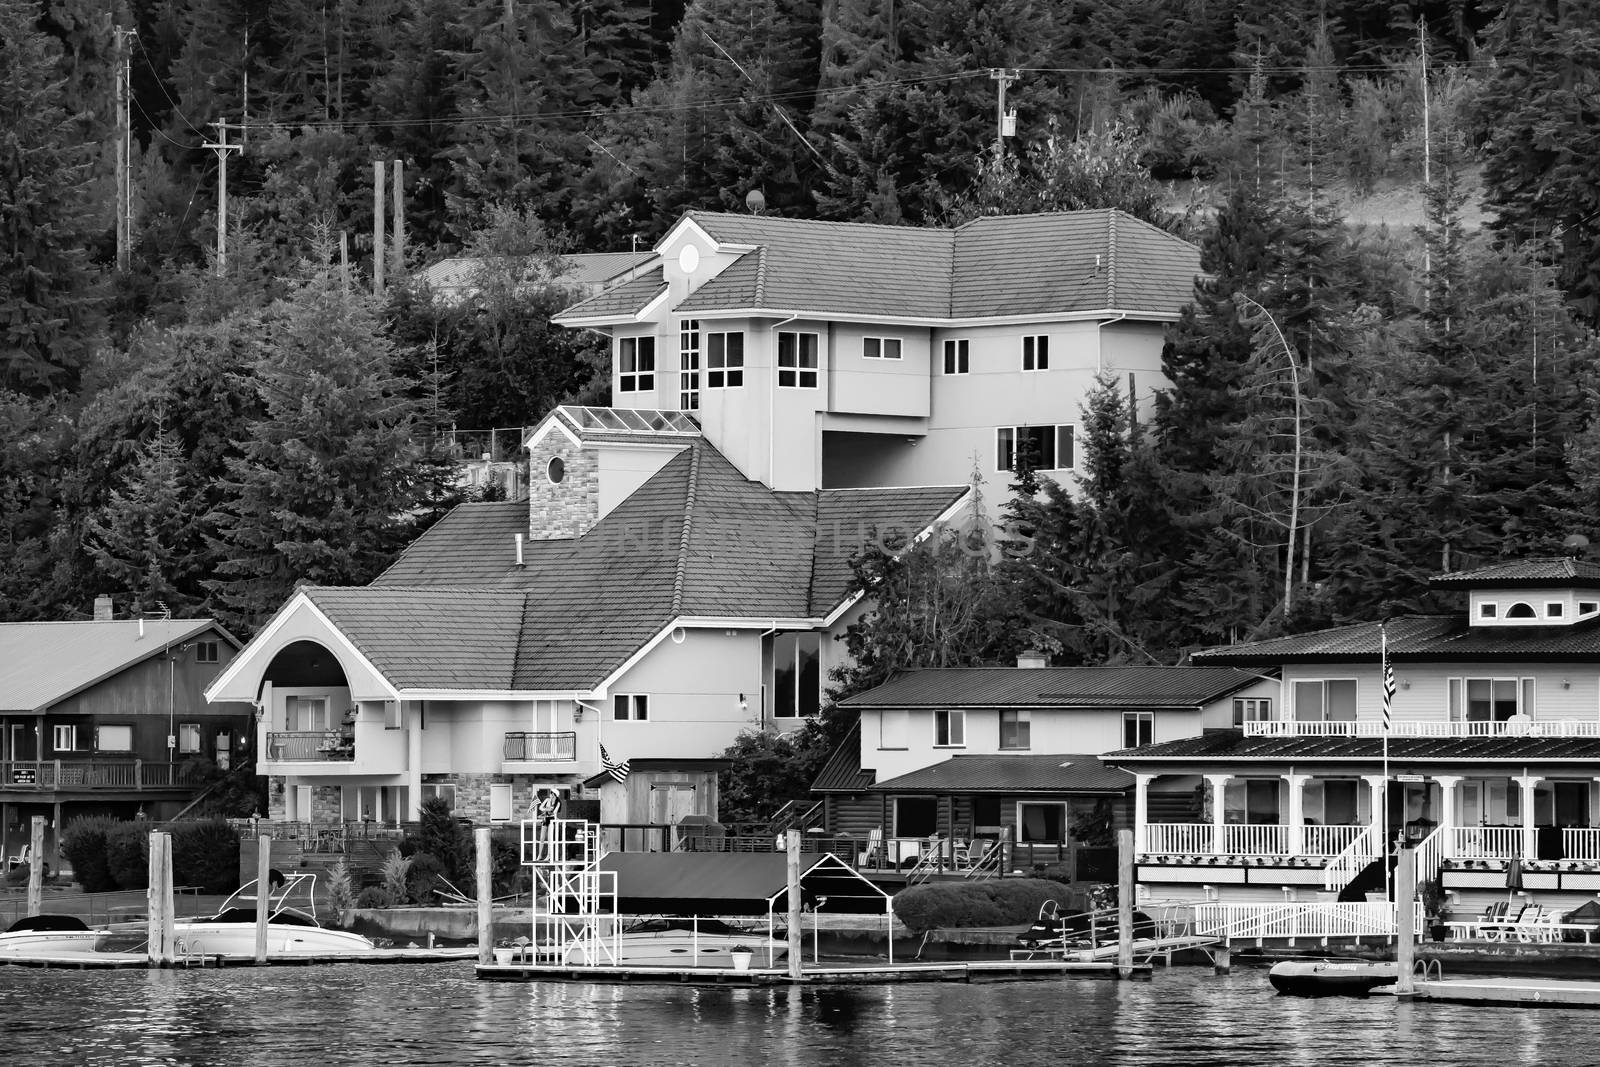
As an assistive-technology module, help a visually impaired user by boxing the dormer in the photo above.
[523,406,700,540]
[1431,557,1600,628]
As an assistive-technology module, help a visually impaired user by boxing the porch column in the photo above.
[1283,774,1308,856]
[1363,774,1387,853]
[1518,774,1543,861]
[1133,774,1152,854]
[405,700,424,821]
[1206,774,1230,855]
[1434,775,1462,862]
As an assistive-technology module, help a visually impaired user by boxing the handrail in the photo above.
[1413,825,1446,885]
[1323,825,1376,891]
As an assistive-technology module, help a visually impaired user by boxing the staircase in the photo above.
[765,799,824,837]
[1336,855,1397,903]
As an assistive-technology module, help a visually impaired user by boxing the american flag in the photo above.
[600,743,630,784]
[1381,625,1396,731]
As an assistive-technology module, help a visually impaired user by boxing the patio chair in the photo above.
[857,828,883,870]
[1481,902,1528,942]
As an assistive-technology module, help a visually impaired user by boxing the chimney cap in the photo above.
[1016,649,1048,669]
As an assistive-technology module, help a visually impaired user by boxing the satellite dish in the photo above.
[745,189,766,214]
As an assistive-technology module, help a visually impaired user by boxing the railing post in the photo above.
[134,758,143,790]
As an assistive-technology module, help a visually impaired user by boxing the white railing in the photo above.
[1302,824,1366,858]
[1324,826,1377,891]
[1451,825,1522,860]
[1221,824,1289,855]
[1195,901,1423,943]
[1144,824,1214,855]
[1565,828,1600,860]
[1414,825,1445,884]
[1245,718,1600,739]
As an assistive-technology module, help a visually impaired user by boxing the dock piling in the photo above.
[476,827,492,966]
[255,834,271,963]
[1117,829,1133,979]
[1395,845,1416,998]
[147,831,175,967]
[26,815,43,917]
[787,830,802,979]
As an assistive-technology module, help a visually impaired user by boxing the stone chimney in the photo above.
[526,437,600,541]
[93,594,114,622]
[1016,649,1048,669]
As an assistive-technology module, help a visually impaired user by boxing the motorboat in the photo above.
[549,917,790,967]
[0,914,109,955]
[1267,958,1399,997]
[173,872,376,957]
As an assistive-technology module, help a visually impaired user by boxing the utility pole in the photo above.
[373,160,385,295]
[115,26,137,272]
[203,120,242,275]
[989,68,1020,160]
[391,159,404,283]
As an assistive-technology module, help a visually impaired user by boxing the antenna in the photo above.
[745,189,766,214]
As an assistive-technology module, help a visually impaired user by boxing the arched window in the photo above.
[1506,602,1537,619]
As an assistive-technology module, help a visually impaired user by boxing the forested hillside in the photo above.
[2,0,1598,657]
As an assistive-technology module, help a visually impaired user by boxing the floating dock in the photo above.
[0,946,479,970]
[475,959,1152,985]
[1390,976,1600,1008]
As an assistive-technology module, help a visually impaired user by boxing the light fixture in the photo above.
[1401,680,1411,690]
[738,693,749,713]
[1563,679,1572,690]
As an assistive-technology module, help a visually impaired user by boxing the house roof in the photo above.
[556,265,667,321]
[1189,614,1600,665]
[1429,556,1600,590]
[560,210,1199,326]
[811,724,875,794]
[418,252,654,300]
[1106,728,1600,766]
[838,665,1263,708]
[326,439,964,692]
[596,852,891,915]
[871,754,1134,795]
[0,619,233,713]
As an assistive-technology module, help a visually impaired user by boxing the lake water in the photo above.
[0,963,1590,1066]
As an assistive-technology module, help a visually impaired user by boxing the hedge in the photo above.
[892,878,1068,934]
[61,816,120,892]
[170,819,244,893]
[62,817,242,894]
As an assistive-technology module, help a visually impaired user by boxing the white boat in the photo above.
[1268,958,1398,997]
[174,873,376,957]
[554,918,789,967]
[0,914,109,955]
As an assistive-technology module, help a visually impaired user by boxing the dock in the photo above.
[0,946,479,970]
[475,958,1153,985]
[1390,976,1600,1008]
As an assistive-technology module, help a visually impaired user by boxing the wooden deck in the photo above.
[475,959,1153,984]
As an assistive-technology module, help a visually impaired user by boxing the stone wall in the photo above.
[526,436,598,540]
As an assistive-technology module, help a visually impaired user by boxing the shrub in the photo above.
[892,878,1066,934]
[380,850,412,904]
[61,816,119,892]
[106,822,149,890]
[405,852,449,904]
[170,819,242,893]
[490,828,523,897]
[326,860,356,915]
[408,796,472,885]
[355,885,394,909]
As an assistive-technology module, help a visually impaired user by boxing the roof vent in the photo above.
[1017,649,1048,669]
[93,594,113,622]
[514,533,525,567]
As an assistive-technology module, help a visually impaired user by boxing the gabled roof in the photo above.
[555,265,666,322]
[1430,556,1600,590]
[1107,728,1600,765]
[871,754,1133,794]
[0,619,234,713]
[1190,613,1600,665]
[418,252,654,301]
[811,724,875,794]
[839,665,1263,708]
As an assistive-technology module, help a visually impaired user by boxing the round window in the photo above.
[547,457,566,484]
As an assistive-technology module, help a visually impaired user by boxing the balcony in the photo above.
[1243,718,1600,739]
[1,759,199,790]
[267,731,355,762]
[503,732,577,761]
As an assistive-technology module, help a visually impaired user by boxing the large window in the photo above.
[934,709,965,747]
[1224,779,1282,824]
[287,695,329,732]
[96,724,132,751]
[618,336,656,392]
[772,633,820,718]
[1122,711,1153,748]
[999,709,1031,750]
[1022,335,1049,371]
[894,796,938,838]
[997,425,1074,472]
[707,331,744,388]
[1232,697,1274,726]
[942,338,969,375]
[678,319,700,409]
[421,783,456,810]
[1017,802,1066,843]
[777,331,819,388]
[1292,679,1358,721]
[1449,677,1529,722]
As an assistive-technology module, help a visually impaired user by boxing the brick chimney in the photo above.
[93,594,114,622]
[1016,649,1048,669]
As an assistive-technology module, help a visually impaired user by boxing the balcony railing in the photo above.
[1244,718,1600,739]
[266,731,355,762]
[1566,829,1600,861]
[1450,825,1523,860]
[1222,824,1289,855]
[1145,823,1214,854]
[1,759,197,789]
[502,732,578,761]
[1302,824,1366,858]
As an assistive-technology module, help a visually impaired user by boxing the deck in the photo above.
[1387,976,1600,1008]
[0,946,479,969]
[475,958,1153,984]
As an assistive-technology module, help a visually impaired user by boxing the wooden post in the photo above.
[147,831,174,967]
[1395,845,1417,998]
[1213,943,1231,974]
[787,830,803,979]
[476,827,493,966]
[1117,828,1134,979]
[391,159,404,281]
[373,160,385,295]
[255,834,271,963]
[26,815,44,917]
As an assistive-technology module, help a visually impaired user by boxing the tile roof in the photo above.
[871,754,1134,794]
[0,619,230,713]
[350,440,964,691]
[306,588,529,690]
[810,486,969,612]
[1107,728,1600,765]
[811,724,875,793]
[1429,556,1600,589]
[1190,613,1600,664]
[417,252,653,299]
[839,665,1262,708]
[554,265,666,321]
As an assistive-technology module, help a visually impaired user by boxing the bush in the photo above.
[170,819,242,893]
[326,859,356,915]
[407,797,471,885]
[355,885,394,909]
[106,822,149,890]
[61,816,119,892]
[405,852,449,904]
[380,850,412,905]
[892,878,1067,934]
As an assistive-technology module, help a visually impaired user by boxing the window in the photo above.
[895,797,938,838]
[1225,779,1282,824]
[421,783,456,810]
[1547,602,1565,618]
[288,696,330,732]
[384,700,402,729]
[1479,602,1498,619]
[878,709,908,749]
[489,783,513,823]
[1022,335,1049,371]
[1122,711,1154,748]
[678,320,700,409]
[1449,677,1524,722]
[547,457,565,484]
[178,723,202,754]
[862,337,902,360]
[618,336,656,392]
[934,709,965,747]
[999,709,1031,750]
[1582,602,1599,615]
[1017,802,1066,843]
[1507,602,1536,618]
[997,425,1074,472]
[942,339,969,375]
[772,633,820,718]
[1232,697,1274,726]
[53,724,78,751]
[195,641,219,663]
[612,694,649,721]
[1292,679,1358,721]
[96,724,133,751]
[777,331,819,388]
[706,331,744,388]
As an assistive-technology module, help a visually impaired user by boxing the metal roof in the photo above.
[1107,728,1600,766]
[870,754,1133,795]
[1190,614,1600,665]
[596,852,892,915]
[839,666,1263,708]
[0,619,234,713]
[810,724,875,793]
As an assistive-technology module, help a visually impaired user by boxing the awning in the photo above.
[596,852,892,916]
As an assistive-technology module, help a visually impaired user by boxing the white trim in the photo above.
[204,591,401,705]
[669,615,822,629]
[659,308,1178,328]
[523,412,584,452]
[635,288,671,321]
